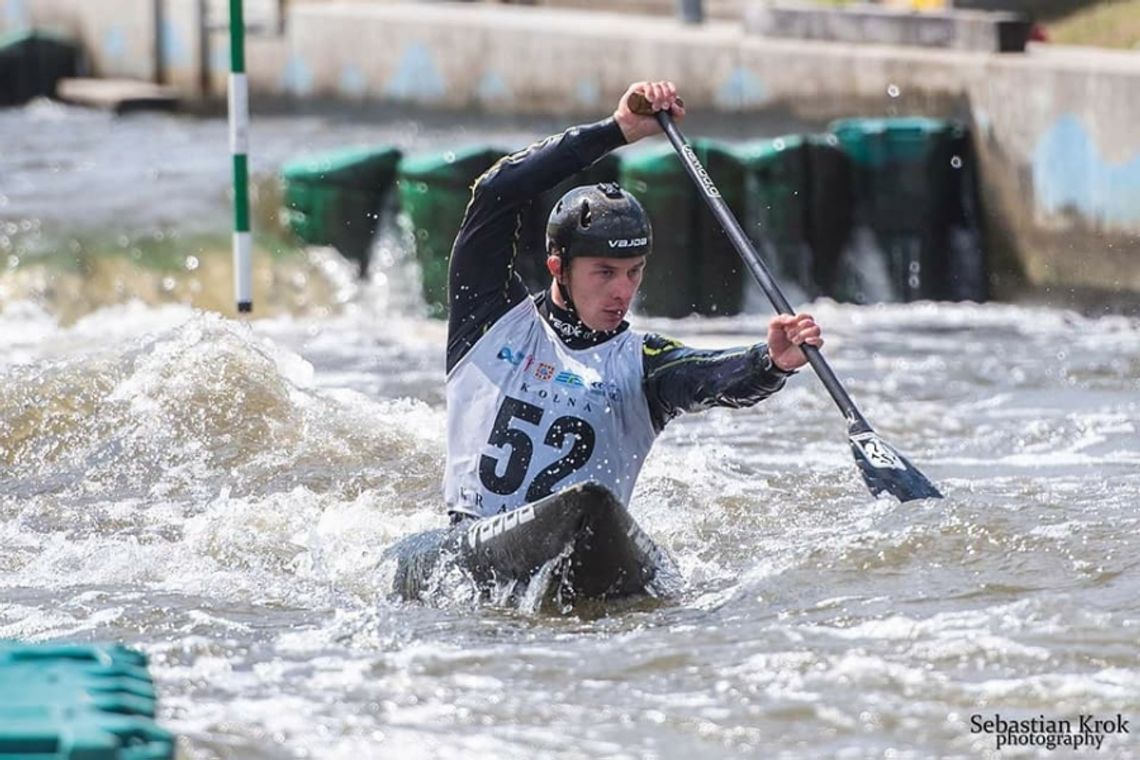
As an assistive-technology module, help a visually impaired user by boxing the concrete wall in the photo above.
[4,0,157,80]
[3,0,1138,297]
[743,2,1032,53]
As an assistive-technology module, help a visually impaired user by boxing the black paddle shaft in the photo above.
[652,110,872,434]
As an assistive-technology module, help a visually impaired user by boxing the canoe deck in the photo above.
[384,482,673,608]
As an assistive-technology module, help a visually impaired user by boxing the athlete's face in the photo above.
[549,255,646,332]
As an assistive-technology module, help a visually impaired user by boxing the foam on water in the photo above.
[5,104,1140,758]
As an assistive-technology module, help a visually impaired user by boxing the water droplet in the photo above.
[185,255,200,271]
[161,276,176,292]
[773,138,785,150]
[7,255,19,269]
[950,155,963,169]
[887,84,900,98]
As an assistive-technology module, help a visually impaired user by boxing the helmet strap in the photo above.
[555,249,577,313]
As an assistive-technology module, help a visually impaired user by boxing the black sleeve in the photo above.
[641,333,795,432]
[445,118,627,373]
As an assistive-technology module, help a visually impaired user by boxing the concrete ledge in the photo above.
[744,2,1032,53]
[57,77,179,113]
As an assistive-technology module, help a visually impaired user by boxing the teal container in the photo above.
[803,133,855,298]
[732,134,857,301]
[396,146,505,316]
[828,117,985,302]
[0,711,173,760]
[620,140,746,317]
[282,145,402,275]
[0,30,81,106]
[735,135,814,296]
[831,117,948,232]
[0,643,174,760]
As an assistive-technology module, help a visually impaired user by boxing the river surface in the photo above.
[2,102,1139,759]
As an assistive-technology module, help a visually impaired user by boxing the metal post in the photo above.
[197,0,210,97]
[229,0,253,313]
[153,0,167,84]
[678,0,703,24]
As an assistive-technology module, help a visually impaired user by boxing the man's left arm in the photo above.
[641,313,822,431]
[641,335,794,432]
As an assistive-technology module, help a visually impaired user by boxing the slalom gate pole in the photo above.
[229,0,252,313]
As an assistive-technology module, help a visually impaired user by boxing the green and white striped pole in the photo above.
[229,0,252,313]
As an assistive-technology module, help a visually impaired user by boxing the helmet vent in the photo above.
[579,201,592,229]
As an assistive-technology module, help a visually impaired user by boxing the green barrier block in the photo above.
[831,117,950,233]
[396,146,505,316]
[735,135,815,297]
[620,140,746,317]
[0,30,81,106]
[802,133,855,298]
[281,146,402,275]
[828,117,985,302]
[736,134,809,245]
[731,133,856,301]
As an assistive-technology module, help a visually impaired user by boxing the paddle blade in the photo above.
[849,430,943,502]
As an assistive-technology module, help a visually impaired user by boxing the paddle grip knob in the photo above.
[627,91,684,117]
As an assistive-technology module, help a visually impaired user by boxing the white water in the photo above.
[2,103,1139,759]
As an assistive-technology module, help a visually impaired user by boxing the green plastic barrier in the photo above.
[620,140,746,317]
[282,145,402,275]
[802,133,856,299]
[736,135,814,296]
[0,30,81,106]
[0,643,173,760]
[396,146,505,316]
[829,117,985,302]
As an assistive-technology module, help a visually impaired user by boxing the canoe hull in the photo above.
[385,482,668,604]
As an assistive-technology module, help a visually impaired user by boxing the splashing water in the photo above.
[3,104,1140,759]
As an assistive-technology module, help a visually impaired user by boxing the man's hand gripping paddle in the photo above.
[630,93,942,502]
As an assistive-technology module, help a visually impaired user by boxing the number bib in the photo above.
[445,298,657,518]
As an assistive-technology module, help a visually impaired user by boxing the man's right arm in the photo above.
[445,118,626,373]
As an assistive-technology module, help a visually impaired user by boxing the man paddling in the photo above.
[445,80,822,521]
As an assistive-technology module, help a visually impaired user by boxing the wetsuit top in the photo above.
[445,118,793,519]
